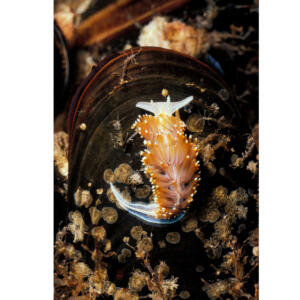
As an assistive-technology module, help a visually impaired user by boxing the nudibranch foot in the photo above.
[126,210,185,225]
[110,183,185,224]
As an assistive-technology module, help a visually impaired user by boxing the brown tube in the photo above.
[76,0,190,47]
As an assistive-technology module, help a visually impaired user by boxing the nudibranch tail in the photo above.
[110,183,157,216]
[110,183,185,224]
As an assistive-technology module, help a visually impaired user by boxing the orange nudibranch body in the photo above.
[133,96,200,219]
[110,95,200,224]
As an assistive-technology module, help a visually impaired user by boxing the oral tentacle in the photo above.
[136,96,193,116]
[168,96,193,115]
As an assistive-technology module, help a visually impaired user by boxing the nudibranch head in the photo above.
[111,95,200,224]
[136,95,193,116]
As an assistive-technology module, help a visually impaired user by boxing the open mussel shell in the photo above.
[67,47,243,296]
[68,46,240,187]
[54,21,70,117]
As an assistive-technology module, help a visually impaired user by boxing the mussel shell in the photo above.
[54,21,70,117]
[67,47,244,297]
[68,46,239,181]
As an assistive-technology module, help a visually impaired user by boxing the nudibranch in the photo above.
[110,95,200,224]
